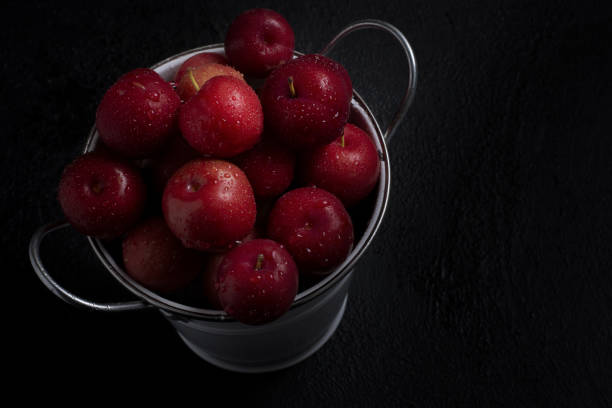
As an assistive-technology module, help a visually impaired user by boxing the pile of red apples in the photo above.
[58,9,380,325]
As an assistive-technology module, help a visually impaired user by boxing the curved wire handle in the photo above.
[29,221,152,312]
[321,19,417,142]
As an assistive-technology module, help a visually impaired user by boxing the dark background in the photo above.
[4,0,612,405]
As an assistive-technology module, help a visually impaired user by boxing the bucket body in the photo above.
[164,273,352,372]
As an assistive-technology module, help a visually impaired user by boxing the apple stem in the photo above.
[340,132,345,148]
[91,180,104,195]
[255,254,264,270]
[288,76,296,98]
[188,69,200,92]
[132,81,146,91]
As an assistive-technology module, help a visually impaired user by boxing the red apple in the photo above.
[216,239,299,325]
[58,152,146,238]
[202,229,258,309]
[175,63,244,102]
[174,52,229,85]
[225,8,295,77]
[233,139,295,198]
[267,187,353,273]
[260,54,352,149]
[150,135,201,192]
[300,123,381,206]
[179,76,263,158]
[96,68,181,158]
[122,217,205,293]
[162,159,256,251]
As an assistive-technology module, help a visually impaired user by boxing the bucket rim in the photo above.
[85,43,391,321]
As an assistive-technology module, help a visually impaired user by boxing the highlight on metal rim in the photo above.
[320,19,418,142]
[29,220,152,312]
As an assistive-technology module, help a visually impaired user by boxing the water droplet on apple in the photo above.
[148,91,160,102]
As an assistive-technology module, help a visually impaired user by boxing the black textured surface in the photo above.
[5,0,612,405]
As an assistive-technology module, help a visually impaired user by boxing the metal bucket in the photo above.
[29,20,417,373]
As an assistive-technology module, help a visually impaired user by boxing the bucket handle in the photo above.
[320,19,417,143]
[29,221,152,312]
